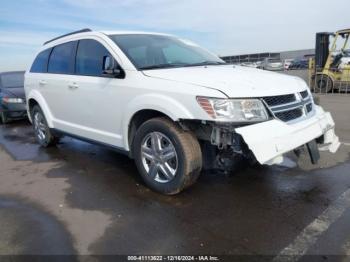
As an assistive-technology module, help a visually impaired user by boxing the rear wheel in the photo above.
[31,105,59,147]
[133,117,202,195]
[314,74,333,93]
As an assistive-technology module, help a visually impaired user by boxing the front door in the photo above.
[57,39,125,147]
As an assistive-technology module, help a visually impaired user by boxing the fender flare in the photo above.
[27,90,54,127]
[121,93,195,150]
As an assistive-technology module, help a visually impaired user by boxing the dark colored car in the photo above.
[0,71,27,124]
[289,59,309,70]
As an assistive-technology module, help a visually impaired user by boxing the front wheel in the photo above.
[133,117,202,195]
[314,74,333,93]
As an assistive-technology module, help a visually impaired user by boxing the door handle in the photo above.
[39,80,47,86]
[68,83,79,90]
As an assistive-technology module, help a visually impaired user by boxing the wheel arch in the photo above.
[127,109,170,157]
[122,94,195,153]
[27,91,54,127]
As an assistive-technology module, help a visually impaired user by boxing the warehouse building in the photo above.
[220,49,315,64]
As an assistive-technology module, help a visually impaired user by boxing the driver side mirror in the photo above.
[102,55,125,79]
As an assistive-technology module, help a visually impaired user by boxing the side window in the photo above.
[30,48,52,73]
[48,41,76,74]
[76,39,111,76]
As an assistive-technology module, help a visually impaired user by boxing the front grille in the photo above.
[262,92,313,123]
[263,94,296,107]
[306,103,313,113]
[300,90,309,99]
[275,108,303,122]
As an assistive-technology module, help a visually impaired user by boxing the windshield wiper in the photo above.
[183,61,227,67]
[139,63,186,70]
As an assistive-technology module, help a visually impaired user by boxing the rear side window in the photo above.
[48,41,76,74]
[75,39,111,76]
[30,48,51,73]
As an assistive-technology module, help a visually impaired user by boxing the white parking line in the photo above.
[273,188,350,262]
[343,142,350,146]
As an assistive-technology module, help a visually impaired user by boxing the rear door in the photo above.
[43,41,78,124]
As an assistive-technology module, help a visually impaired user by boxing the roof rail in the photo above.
[43,28,92,45]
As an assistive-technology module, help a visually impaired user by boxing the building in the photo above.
[280,49,315,60]
[220,49,315,64]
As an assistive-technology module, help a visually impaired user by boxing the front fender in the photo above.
[122,93,195,150]
[27,90,54,128]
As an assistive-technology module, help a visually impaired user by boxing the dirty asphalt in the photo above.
[0,94,349,261]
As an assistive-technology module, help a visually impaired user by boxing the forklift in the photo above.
[309,28,350,92]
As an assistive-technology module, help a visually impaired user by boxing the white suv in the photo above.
[25,29,340,194]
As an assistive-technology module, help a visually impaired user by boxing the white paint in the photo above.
[142,64,307,97]
[273,188,350,262]
[25,30,339,158]
[236,110,339,165]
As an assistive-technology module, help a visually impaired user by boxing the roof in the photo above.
[101,30,171,36]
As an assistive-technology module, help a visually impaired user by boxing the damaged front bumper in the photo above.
[235,105,340,165]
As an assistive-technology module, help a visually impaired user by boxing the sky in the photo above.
[0,0,349,71]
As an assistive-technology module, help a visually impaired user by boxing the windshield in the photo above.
[268,59,282,63]
[0,72,24,88]
[109,34,225,70]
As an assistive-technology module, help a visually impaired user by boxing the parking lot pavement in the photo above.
[0,95,349,260]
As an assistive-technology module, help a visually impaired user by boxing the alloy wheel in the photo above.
[33,112,47,142]
[141,131,178,183]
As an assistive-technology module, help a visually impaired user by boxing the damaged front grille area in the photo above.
[262,90,313,122]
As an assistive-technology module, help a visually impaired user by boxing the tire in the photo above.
[314,74,333,93]
[31,105,59,147]
[0,112,8,124]
[133,117,202,195]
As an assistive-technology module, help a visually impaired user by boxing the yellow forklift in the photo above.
[309,28,350,92]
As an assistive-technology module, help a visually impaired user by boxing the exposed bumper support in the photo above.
[235,105,340,165]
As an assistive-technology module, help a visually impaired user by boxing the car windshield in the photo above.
[109,34,225,70]
[1,72,24,88]
[268,59,282,63]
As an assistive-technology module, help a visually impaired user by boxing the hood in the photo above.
[1,87,25,99]
[143,65,307,97]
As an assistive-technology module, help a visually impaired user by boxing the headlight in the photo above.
[2,97,24,103]
[197,97,268,122]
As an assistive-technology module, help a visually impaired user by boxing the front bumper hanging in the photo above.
[235,105,340,165]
